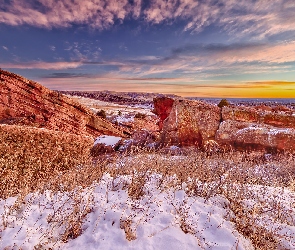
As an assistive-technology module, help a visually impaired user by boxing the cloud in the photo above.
[2,46,8,51]
[0,0,294,38]
[2,61,82,70]
[169,41,295,64]
[42,73,92,78]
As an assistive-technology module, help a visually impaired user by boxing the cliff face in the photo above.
[0,69,125,138]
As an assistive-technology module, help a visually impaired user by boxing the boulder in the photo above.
[118,130,159,152]
[158,99,221,147]
[222,105,295,128]
[0,69,125,138]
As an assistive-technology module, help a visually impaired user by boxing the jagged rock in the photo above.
[153,97,175,130]
[0,69,125,138]
[216,120,295,152]
[154,97,295,152]
[156,98,221,147]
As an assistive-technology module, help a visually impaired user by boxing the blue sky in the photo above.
[1,0,295,97]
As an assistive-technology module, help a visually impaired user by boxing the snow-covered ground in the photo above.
[1,170,295,249]
[68,95,154,117]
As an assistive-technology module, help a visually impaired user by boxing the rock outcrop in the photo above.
[0,69,125,138]
[154,98,221,147]
[216,120,295,152]
[154,97,295,152]
[216,105,295,152]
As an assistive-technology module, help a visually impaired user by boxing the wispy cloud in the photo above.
[49,45,56,51]
[169,41,295,64]
[2,46,8,51]
[2,61,82,70]
[0,0,294,39]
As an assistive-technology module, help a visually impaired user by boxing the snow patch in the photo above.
[94,135,122,147]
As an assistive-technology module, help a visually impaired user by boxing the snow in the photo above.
[0,174,254,249]
[94,135,122,147]
[1,172,294,249]
[115,115,134,124]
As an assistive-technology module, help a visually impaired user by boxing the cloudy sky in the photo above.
[1,0,295,97]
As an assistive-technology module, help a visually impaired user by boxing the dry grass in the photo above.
[1,139,295,248]
[0,124,93,199]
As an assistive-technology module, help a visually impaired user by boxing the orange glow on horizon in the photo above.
[41,78,295,98]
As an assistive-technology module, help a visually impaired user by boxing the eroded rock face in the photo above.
[216,120,295,152]
[153,97,175,130]
[217,105,295,152]
[158,98,221,147]
[0,69,125,138]
[222,106,295,128]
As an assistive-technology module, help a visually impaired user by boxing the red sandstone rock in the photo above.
[0,69,125,138]
[153,97,175,130]
[222,106,295,128]
[219,105,295,152]
[216,120,295,152]
[159,99,221,147]
[154,97,295,152]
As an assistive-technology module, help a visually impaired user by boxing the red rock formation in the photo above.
[222,106,295,128]
[156,98,221,147]
[154,97,295,152]
[217,105,295,152]
[216,120,295,152]
[0,69,125,138]
[153,97,175,129]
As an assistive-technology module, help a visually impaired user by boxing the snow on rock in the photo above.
[94,135,122,147]
[114,115,135,124]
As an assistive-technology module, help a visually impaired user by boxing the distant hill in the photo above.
[58,90,179,106]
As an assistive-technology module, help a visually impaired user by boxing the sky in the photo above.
[1,0,295,98]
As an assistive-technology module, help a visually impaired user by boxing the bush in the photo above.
[135,112,146,119]
[96,109,106,119]
[218,99,230,108]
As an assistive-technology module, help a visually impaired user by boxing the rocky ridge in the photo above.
[0,69,126,138]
